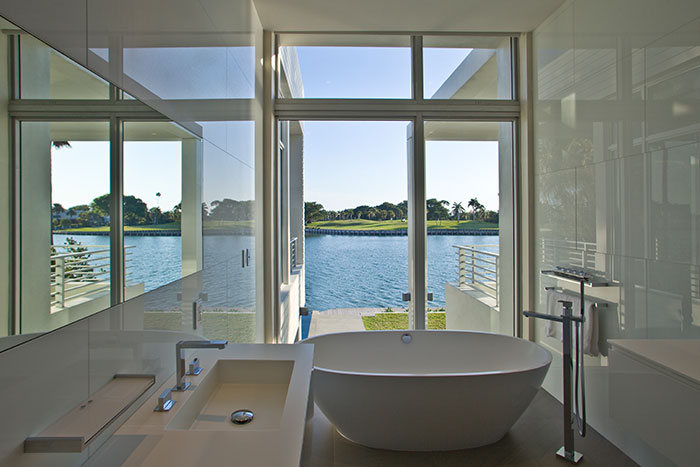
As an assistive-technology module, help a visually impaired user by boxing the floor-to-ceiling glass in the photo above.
[424,121,515,335]
[295,121,412,337]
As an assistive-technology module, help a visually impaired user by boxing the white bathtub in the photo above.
[301,330,552,451]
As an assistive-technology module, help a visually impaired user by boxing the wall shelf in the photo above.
[24,374,155,453]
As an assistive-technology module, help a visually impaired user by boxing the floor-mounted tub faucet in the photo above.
[173,340,227,391]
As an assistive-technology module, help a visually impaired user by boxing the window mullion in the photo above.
[411,36,424,102]
[109,117,124,306]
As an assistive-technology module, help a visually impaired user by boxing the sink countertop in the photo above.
[110,344,314,467]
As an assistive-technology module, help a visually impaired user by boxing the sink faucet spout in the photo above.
[174,340,228,391]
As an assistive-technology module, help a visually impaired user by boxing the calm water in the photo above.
[305,234,498,310]
[54,234,182,292]
[53,232,497,317]
[53,234,256,311]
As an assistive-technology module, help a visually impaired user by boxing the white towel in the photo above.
[544,290,599,357]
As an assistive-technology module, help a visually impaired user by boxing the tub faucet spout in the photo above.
[173,340,227,391]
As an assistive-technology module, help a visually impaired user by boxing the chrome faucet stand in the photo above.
[524,301,584,464]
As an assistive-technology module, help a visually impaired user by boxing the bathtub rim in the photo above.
[299,329,553,378]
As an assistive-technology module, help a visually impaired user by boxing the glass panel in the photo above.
[202,140,256,343]
[424,121,514,335]
[21,121,110,334]
[423,36,513,100]
[123,122,193,297]
[278,35,411,98]
[299,121,410,337]
[123,46,255,100]
[19,35,110,99]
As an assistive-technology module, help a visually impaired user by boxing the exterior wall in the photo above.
[0,0,263,465]
[532,1,700,465]
[445,283,495,332]
[280,267,304,343]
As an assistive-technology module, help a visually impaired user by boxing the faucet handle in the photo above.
[154,388,175,412]
[187,357,203,376]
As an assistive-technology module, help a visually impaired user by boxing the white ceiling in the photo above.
[253,0,565,33]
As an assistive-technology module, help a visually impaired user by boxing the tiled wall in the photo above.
[0,0,262,465]
[533,1,700,465]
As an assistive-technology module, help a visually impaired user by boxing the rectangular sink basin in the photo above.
[167,359,294,431]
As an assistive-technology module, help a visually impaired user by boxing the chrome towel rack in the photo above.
[543,286,608,308]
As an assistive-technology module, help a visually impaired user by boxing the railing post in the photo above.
[470,247,475,286]
[496,255,500,307]
[458,247,464,287]
[55,257,65,309]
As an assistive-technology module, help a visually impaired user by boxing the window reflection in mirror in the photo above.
[24,121,111,334]
[19,34,110,99]
[0,20,205,352]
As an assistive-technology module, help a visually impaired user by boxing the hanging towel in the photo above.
[544,290,599,357]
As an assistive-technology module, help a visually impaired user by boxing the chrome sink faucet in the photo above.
[173,340,227,391]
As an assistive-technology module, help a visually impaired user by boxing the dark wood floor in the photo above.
[301,389,639,466]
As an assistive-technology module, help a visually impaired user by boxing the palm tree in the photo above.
[467,198,482,221]
[52,141,72,150]
[52,203,65,221]
[451,202,465,222]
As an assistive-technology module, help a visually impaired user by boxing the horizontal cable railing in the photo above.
[453,244,500,306]
[50,245,134,309]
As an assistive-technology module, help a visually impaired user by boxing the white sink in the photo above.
[114,344,313,467]
[167,359,294,431]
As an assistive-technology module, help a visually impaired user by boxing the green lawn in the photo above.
[57,220,256,233]
[362,312,446,330]
[57,223,182,232]
[307,219,497,231]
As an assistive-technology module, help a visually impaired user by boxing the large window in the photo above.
[276,33,519,336]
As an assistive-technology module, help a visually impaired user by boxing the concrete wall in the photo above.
[445,282,496,332]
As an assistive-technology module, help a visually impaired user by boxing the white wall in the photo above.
[532,1,700,465]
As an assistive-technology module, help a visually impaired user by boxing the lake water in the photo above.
[53,232,498,331]
[305,234,498,310]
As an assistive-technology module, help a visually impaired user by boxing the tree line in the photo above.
[52,194,182,229]
[52,195,255,229]
[305,198,498,224]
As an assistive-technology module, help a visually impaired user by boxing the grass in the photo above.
[56,220,255,233]
[57,223,181,232]
[362,312,446,330]
[307,219,497,231]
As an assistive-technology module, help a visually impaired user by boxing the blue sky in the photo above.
[51,44,500,214]
[297,46,500,212]
[52,141,182,211]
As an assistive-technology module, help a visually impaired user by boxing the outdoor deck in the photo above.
[307,308,382,336]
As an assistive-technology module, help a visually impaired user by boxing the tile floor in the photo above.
[301,389,638,466]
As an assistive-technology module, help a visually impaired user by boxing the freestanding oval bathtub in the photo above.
[301,330,551,451]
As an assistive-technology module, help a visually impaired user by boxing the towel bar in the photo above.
[543,286,608,308]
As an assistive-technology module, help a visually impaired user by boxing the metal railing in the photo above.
[50,244,134,309]
[290,237,298,273]
[454,245,500,306]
